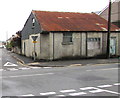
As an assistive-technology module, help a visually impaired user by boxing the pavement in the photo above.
[10,51,120,67]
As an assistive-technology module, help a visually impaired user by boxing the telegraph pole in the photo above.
[106,0,111,58]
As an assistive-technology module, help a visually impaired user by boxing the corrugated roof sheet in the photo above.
[32,10,119,31]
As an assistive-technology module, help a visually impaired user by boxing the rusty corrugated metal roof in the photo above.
[32,10,119,31]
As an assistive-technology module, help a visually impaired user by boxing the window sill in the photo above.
[62,42,73,45]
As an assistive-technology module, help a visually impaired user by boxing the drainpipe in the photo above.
[86,32,88,57]
[53,33,55,60]
[40,32,41,59]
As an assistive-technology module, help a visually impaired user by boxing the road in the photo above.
[0,48,120,97]
[1,48,23,70]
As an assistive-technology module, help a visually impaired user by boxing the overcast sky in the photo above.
[0,0,116,41]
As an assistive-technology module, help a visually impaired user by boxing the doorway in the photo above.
[110,37,116,56]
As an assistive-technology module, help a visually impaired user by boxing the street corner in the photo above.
[26,62,66,68]
[27,62,42,66]
[12,55,24,64]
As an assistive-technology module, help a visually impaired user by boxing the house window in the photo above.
[32,18,35,28]
[87,38,100,50]
[62,33,73,44]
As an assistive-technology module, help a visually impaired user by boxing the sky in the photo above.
[0,0,116,41]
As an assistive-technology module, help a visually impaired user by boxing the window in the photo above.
[62,33,73,44]
[87,38,100,50]
[32,18,35,28]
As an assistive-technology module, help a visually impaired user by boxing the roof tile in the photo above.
[33,10,119,31]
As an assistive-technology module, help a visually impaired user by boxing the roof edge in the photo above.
[32,10,92,14]
[41,31,120,33]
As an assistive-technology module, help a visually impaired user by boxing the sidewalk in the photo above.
[10,51,120,67]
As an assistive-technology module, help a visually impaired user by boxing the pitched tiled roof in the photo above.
[33,10,119,31]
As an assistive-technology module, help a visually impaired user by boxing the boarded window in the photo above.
[63,33,73,44]
[87,38,100,50]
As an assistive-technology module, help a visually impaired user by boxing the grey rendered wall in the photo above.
[102,33,107,55]
[87,33,103,57]
[49,32,120,60]
[22,32,120,60]
[22,33,40,59]
[29,34,41,59]
[22,39,30,57]
[81,33,87,57]
[49,32,86,60]
[40,34,50,60]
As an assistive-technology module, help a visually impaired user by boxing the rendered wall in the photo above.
[49,33,86,60]
[22,32,120,60]
[87,32,103,57]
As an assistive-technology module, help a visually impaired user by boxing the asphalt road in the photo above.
[0,48,120,97]
[1,48,22,69]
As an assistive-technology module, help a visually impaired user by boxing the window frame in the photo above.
[62,33,73,45]
[32,18,35,29]
[87,37,101,50]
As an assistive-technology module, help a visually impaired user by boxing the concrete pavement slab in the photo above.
[10,51,120,67]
